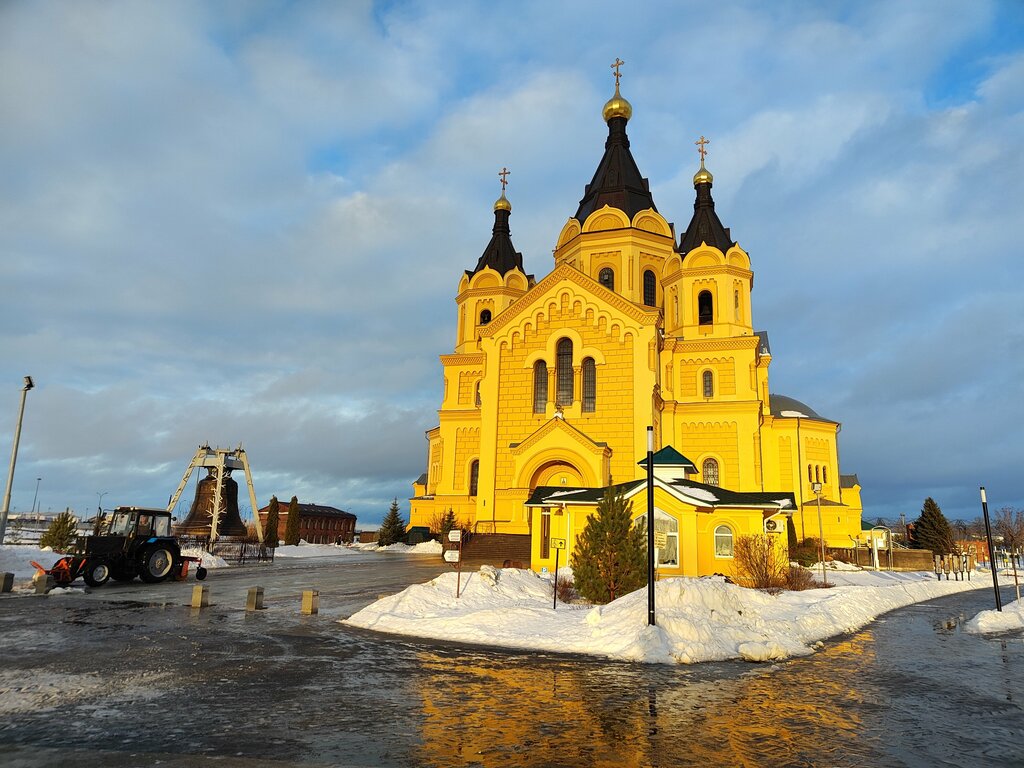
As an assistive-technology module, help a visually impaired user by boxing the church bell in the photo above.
[175,467,248,537]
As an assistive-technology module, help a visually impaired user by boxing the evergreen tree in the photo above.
[377,498,406,547]
[264,496,280,547]
[910,497,956,554]
[786,513,798,555]
[572,486,647,604]
[439,508,458,542]
[283,496,301,546]
[39,509,79,551]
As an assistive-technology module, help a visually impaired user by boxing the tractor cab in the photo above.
[102,507,172,538]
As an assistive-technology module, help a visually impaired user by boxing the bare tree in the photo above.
[993,507,1024,602]
[734,534,789,591]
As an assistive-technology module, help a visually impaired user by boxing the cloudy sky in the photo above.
[1,0,1022,527]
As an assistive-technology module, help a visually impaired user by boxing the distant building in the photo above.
[257,501,356,545]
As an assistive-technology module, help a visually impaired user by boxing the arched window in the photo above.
[643,270,657,307]
[714,525,734,558]
[556,338,574,406]
[474,381,481,407]
[469,460,479,496]
[815,465,820,483]
[598,268,614,291]
[582,358,596,412]
[635,510,678,567]
[479,309,491,325]
[702,458,720,486]
[702,370,714,398]
[823,466,828,484]
[808,464,813,483]
[533,361,547,414]
[698,290,714,325]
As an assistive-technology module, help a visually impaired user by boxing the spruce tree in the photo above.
[911,497,956,554]
[572,486,647,604]
[377,498,406,547]
[283,496,301,546]
[39,509,79,551]
[264,496,280,547]
[439,508,458,542]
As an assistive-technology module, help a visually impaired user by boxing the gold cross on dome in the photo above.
[611,58,625,87]
[498,167,510,191]
[695,135,710,163]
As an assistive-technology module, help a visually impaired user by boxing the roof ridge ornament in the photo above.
[693,135,713,185]
[602,57,632,122]
[494,166,511,212]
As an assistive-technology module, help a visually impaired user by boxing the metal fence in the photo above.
[177,535,275,565]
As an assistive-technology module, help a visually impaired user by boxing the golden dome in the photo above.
[602,84,633,122]
[693,161,713,186]
[493,191,511,212]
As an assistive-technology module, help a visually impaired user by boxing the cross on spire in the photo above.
[498,167,510,192]
[695,135,710,164]
[611,58,625,88]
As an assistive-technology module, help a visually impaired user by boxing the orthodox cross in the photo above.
[611,58,625,87]
[695,135,710,163]
[499,167,510,192]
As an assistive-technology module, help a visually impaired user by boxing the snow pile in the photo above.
[0,545,68,580]
[179,548,230,569]
[808,559,863,572]
[345,566,993,665]
[274,542,359,558]
[964,597,1024,634]
[375,540,443,554]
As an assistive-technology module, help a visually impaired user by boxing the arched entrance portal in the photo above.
[529,461,585,490]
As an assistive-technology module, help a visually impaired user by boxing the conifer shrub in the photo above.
[377,498,407,547]
[571,487,647,604]
[439,508,458,542]
[264,496,280,547]
[734,533,788,590]
[39,510,79,552]
[910,497,956,555]
[283,496,301,546]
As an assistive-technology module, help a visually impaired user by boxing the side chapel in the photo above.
[409,63,865,579]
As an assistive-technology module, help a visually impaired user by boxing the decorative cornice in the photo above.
[665,336,760,353]
[440,353,486,366]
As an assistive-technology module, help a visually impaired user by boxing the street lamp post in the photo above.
[31,477,41,514]
[646,425,655,627]
[812,481,827,586]
[980,486,1001,612]
[0,376,35,543]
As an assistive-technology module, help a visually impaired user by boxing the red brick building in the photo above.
[258,501,357,545]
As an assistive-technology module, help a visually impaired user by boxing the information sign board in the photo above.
[444,549,461,563]
[448,529,462,543]
[551,538,566,550]
[654,532,667,549]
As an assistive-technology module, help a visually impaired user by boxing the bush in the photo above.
[39,510,79,552]
[734,534,788,590]
[785,566,825,591]
[790,537,823,567]
[283,496,301,546]
[555,576,577,603]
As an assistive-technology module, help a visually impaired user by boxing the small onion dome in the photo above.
[602,84,633,122]
[693,161,713,186]
[493,191,511,212]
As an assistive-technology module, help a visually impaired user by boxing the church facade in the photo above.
[409,72,864,578]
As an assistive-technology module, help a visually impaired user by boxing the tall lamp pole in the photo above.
[980,486,1001,612]
[646,425,655,627]
[812,482,827,586]
[31,477,41,514]
[0,376,35,543]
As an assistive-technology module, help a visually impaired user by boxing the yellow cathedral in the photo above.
[409,68,865,580]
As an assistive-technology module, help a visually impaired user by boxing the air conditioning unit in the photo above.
[764,517,784,534]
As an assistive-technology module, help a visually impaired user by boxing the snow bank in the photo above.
[179,548,230,569]
[273,542,359,558]
[347,540,443,554]
[0,545,69,580]
[964,597,1024,634]
[345,567,992,665]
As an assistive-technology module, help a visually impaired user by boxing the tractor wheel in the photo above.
[83,561,110,587]
[139,546,175,583]
[196,567,208,581]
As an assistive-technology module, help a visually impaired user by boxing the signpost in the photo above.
[551,537,566,609]
[447,528,464,598]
